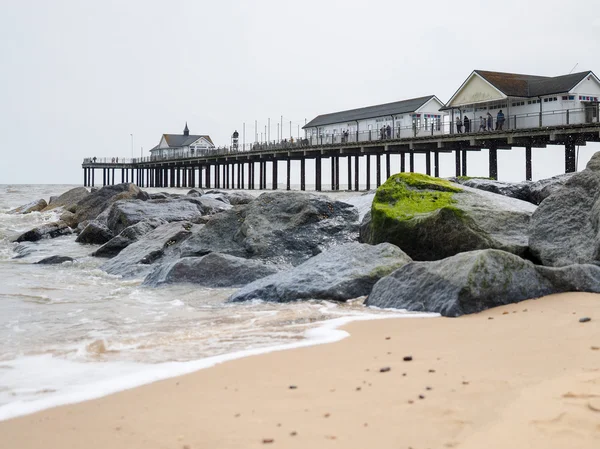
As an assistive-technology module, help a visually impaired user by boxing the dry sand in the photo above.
[1,292,599,449]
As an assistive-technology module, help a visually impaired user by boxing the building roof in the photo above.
[475,70,591,97]
[303,95,438,129]
[163,134,214,147]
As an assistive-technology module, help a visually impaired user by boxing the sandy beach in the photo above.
[1,292,599,449]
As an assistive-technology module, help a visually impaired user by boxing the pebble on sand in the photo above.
[380,366,391,373]
[262,438,274,444]
[403,356,413,361]
[579,317,592,323]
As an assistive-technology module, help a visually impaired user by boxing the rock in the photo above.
[101,222,200,278]
[148,192,181,200]
[180,196,232,215]
[379,367,391,373]
[71,183,149,227]
[105,199,211,235]
[363,173,536,261]
[93,218,166,257]
[75,220,114,245]
[143,253,279,287]
[366,249,600,317]
[43,187,90,212]
[525,173,575,205]
[59,210,78,228]
[8,199,48,214]
[36,256,75,264]
[202,192,230,204]
[529,154,600,266]
[14,221,72,242]
[187,188,205,197]
[359,211,372,243]
[229,242,411,303]
[579,317,592,323]
[225,191,256,205]
[181,191,360,266]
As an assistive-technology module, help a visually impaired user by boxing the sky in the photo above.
[1,0,599,185]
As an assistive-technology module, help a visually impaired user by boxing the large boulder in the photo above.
[143,253,278,288]
[101,222,200,278]
[14,221,72,242]
[363,173,536,261]
[105,199,216,235]
[36,256,75,265]
[229,242,412,303]
[44,187,90,212]
[225,191,256,205]
[93,218,166,257]
[75,220,114,245]
[180,191,360,266]
[8,199,48,214]
[71,183,149,227]
[529,154,600,266]
[366,249,600,317]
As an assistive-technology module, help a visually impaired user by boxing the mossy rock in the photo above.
[365,173,535,261]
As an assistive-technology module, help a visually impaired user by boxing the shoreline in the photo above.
[1,292,599,448]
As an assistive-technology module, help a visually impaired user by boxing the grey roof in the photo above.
[303,95,437,129]
[163,134,214,147]
[475,70,592,97]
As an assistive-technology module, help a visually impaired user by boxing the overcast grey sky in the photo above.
[1,0,599,185]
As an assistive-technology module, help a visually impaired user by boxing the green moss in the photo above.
[372,173,461,222]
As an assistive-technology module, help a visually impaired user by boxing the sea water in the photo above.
[0,184,432,421]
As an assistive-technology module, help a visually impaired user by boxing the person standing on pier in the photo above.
[479,116,486,132]
[496,110,505,130]
[386,124,391,139]
[463,115,470,133]
[456,116,463,133]
[487,112,493,131]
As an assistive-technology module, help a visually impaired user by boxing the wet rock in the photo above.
[526,173,575,205]
[181,191,360,267]
[44,187,90,212]
[363,173,536,261]
[71,183,149,227]
[14,221,72,242]
[36,255,75,264]
[366,249,600,317]
[105,199,211,235]
[59,210,78,228]
[143,252,278,287]
[76,220,113,244]
[8,199,48,214]
[226,191,256,205]
[93,218,167,258]
[529,153,600,266]
[101,222,200,278]
[180,196,232,215]
[186,188,205,197]
[229,242,411,303]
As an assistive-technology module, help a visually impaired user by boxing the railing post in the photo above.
[566,109,570,125]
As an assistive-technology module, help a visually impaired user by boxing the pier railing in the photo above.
[84,106,598,165]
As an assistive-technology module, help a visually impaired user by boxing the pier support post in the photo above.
[386,153,391,180]
[376,154,381,187]
[400,153,405,173]
[489,144,498,180]
[91,169,95,186]
[315,155,322,191]
[300,158,306,191]
[434,151,440,178]
[409,152,414,173]
[425,152,431,176]
[347,156,352,190]
[335,156,339,191]
[83,168,87,187]
[354,156,359,191]
[462,150,468,177]
[455,149,461,176]
[286,159,291,190]
[366,155,371,190]
[121,168,124,184]
[112,168,115,185]
[103,168,106,186]
[330,156,335,191]
[272,160,278,190]
[565,138,576,173]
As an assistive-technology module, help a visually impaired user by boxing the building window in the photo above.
[569,95,575,100]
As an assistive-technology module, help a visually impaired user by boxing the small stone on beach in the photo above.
[289,385,297,389]
[380,366,391,373]
[403,356,413,362]
[429,369,436,373]
[262,438,274,444]
[579,317,592,323]
[419,394,425,399]
[290,431,297,437]
[385,336,391,340]
[591,346,599,350]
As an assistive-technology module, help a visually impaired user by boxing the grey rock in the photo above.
[59,210,78,228]
[187,188,205,197]
[526,173,575,205]
[75,221,114,245]
[366,249,600,317]
[149,192,181,200]
[101,222,200,278]
[180,196,232,215]
[8,199,48,215]
[529,153,600,266]
[105,199,209,235]
[225,191,256,205]
[36,255,75,265]
[143,253,279,287]
[359,211,372,243]
[181,191,360,266]
[202,192,230,204]
[71,183,149,227]
[14,221,72,242]
[229,242,411,303]
[365,174,536,261]
[93,218,167,258]
[43,187,90,212]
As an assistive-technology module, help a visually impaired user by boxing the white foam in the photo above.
[0,311,437,422]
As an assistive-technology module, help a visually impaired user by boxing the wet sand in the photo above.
[1,292,599,448]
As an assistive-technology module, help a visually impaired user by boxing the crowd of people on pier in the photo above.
[455,110,505,133]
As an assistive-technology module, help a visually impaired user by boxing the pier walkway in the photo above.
[82,108,600,191]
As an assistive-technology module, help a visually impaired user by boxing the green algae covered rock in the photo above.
[363,173,536,261]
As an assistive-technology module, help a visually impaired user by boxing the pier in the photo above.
[82,111,600,191]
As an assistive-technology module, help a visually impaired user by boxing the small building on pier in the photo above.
[149,123,215,159]
[445,70,600,131]
[302,95,446,144]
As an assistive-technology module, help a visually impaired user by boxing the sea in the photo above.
[0,184,433,422]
